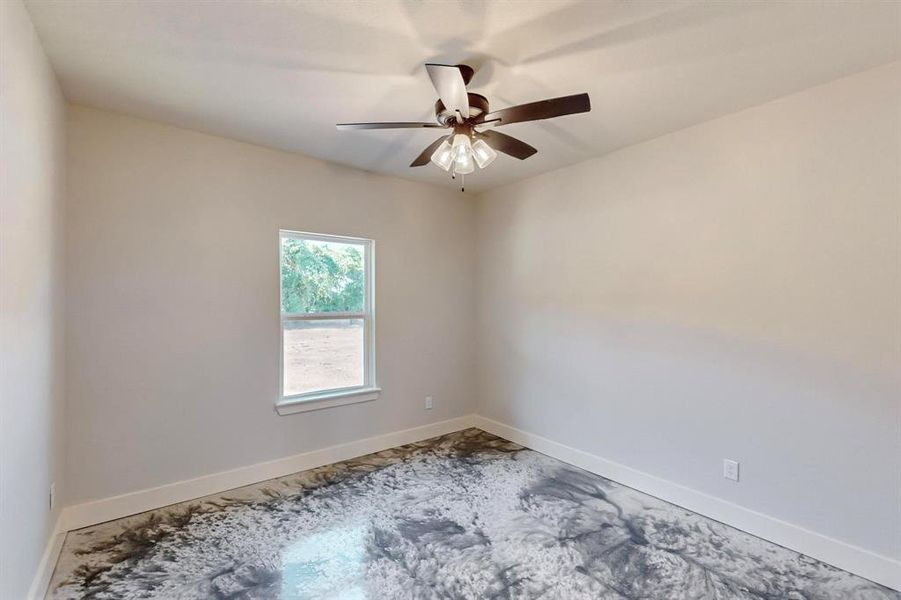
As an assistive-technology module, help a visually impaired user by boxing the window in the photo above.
[277,231,377,415]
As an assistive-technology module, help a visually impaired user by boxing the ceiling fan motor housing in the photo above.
[435,93,489,126]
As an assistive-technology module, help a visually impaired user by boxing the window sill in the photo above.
[275,387,381,416]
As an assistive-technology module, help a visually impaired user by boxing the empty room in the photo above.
[2,1,899,598]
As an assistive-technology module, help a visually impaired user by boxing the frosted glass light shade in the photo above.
[451,133,474,174]
[452,133,472,157]
[472,139,497,168]
[454,150,474,174]
[430,140,454,171]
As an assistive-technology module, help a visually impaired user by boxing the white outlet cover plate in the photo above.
[723,459,740,482]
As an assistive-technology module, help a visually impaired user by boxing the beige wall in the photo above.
[65,106,476,504]
[0,1,67,597]
[476,62,901,560]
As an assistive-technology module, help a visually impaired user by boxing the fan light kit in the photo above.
[337,63,591,191]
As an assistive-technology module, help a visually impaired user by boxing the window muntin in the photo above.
[279,231,374,403]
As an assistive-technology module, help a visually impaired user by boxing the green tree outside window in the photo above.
[281,238,364,313]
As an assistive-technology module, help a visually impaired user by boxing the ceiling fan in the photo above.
[336,64,591,190]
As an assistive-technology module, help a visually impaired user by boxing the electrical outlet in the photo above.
[49,483,56,510]
[723,459,740,482]
[425,396,433,410]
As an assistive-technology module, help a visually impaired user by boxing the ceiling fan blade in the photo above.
[478,93,590,126]
[410,135,452,167]
[477,130,537,160]
[425,64,470,120]
[336,122,444,130]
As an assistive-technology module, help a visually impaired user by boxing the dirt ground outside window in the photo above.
[282,320,363,396]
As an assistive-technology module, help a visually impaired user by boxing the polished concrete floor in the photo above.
[48,429,898,599]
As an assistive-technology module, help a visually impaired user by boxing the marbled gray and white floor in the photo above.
[48,429,897,599]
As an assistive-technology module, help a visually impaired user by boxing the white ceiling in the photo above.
[24,0,901,193]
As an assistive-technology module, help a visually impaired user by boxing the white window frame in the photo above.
[276,230,378,415]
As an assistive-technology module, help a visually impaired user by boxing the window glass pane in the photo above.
[283,319,364,396]
[281,237,364,313]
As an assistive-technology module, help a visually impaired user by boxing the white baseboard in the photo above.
[27,514,67,600]
[472,415,900,592]
[62,415,477,532]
